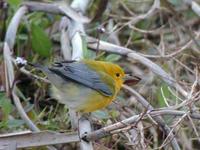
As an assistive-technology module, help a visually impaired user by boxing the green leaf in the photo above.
[168,0,182,6]
[105,54,121,62]
[92,110,110,119]
[7,0,21,7]
[7,119,25,128]
[0,121,7,129]
[109,110,120,118]
[82,36,96,59]
[136,19,151,30]
[17,34,28,41]
[82,35,88,58]
[157,83,170,107]
[0,93,12,119]
[31,23,52,57]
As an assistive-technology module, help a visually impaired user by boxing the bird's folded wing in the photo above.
[49,62,114,97]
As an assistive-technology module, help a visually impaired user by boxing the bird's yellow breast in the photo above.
[77,91,116,112]
[51,82,117,113]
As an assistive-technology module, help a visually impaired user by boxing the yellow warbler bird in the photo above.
[30,60,139,113]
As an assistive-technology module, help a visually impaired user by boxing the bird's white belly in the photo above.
[50,82,96,110]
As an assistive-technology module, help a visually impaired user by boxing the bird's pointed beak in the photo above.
[123,74,141,85]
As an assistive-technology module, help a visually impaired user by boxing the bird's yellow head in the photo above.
[103,62,125,91]
[84,60,125,92]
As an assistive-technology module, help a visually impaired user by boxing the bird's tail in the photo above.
[28,62,50,73]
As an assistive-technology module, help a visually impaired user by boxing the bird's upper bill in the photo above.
[123,74,141,85]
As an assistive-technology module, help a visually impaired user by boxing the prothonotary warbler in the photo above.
[30,60,140,113]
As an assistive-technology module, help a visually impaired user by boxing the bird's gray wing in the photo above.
[48,62,114,97]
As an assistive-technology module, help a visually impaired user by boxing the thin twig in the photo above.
[83,109,200,141]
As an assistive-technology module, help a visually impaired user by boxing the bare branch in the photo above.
[22,1,90,23]
[0,131,79,148]
[83,109,200,141]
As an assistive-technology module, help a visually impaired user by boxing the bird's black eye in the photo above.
[116,73,120,77]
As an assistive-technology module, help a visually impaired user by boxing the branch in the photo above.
[0,131,79,149]
[22,1,90,23]
[83,109,200,141]
[129,0,160,25]
[5,6,27,50]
